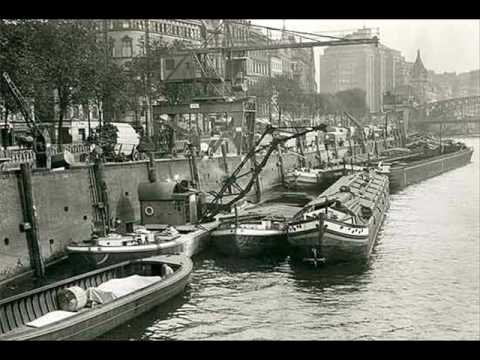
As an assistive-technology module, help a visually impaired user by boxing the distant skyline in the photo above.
[251,19,480,92]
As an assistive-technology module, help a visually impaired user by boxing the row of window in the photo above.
[271,61,282,71]
[249,61,268,75]
[231,26,248,41]
[66,105,100,120]
[101,20,202,40]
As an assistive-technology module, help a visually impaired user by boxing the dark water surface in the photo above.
[97,137,480,341]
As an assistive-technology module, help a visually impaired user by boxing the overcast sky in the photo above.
[251,19,480,91]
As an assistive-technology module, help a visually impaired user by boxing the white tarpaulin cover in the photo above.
[26,310,76,328]
[96,275,162,298]
[85,287,117,306]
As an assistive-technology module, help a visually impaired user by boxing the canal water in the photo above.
[98,137,480,341]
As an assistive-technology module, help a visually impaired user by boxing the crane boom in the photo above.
[161,37,378,56]
[201,123,328,221]
[1,72,50,167]
[1,72,39,133]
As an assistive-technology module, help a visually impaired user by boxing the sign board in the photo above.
[189,103,200,109]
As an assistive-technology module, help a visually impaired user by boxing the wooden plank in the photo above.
[31,294,42,318]
[50,289,58,309]
[26,297,36,321]
[0,307,9,333]
[38,293,48,315]
[18,299,30,323]
[45,291,55,312]
[12,302,23,327]
[5,303,17,330]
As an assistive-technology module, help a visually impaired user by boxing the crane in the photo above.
[166,36,379,55]
[1,72,51,167]
[200,122,329,221]
[158,21,379,98]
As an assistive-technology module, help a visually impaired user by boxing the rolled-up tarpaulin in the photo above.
[57,286,87,312]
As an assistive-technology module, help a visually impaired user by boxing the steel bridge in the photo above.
[412,96,480,124]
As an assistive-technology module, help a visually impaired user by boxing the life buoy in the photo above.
[144,206,155,216]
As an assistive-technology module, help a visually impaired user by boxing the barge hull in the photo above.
[67,224,215,270]
[389,148,473,192]
[287,172,390,264]
[212,229,286,257]
[288,206,388,264]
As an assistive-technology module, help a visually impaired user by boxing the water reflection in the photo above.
[97,289,191,341]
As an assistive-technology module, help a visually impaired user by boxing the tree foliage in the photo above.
[248,74,369,121]
[0,20,129,147]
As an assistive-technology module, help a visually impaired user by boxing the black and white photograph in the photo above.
[0,18,478,341]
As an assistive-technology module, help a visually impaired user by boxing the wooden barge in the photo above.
[387,146,473,192]
[211,203,302,257]
[0,254,192,340]
[287,170,390,265]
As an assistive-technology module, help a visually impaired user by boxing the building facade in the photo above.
[319,28,458,113]
[95,19,316,121]
[453,70,480,97]
[320,28,385,112]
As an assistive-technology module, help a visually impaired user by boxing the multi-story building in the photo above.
[430,71,457,100]
[91,19,316,122]
[319,28,449,112]
[454,70,480,97]
[320,28,383,112]
[97,20,203,61]
[292,47,317,93]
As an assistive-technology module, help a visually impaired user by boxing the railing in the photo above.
[0,149,36,171]
[0,144,91,171]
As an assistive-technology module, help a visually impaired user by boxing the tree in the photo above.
[248,74,305,122]
[334,88,368,119]
[28,21,95,147]
[78,33,129,125]
[1,20,139,147]
[0,20,44,122]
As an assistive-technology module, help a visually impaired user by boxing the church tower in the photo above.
[410,49,429,104]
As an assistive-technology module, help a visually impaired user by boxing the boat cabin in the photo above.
[138,180,201,226]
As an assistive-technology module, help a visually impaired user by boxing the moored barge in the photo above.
[287,169,390,265]
[211,202,303,257]
[387,145,473,192]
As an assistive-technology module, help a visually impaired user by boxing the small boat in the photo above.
[0,254,192,340]
[66,221,218,269]
[211,200,305,257]
[287,169,390,265]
